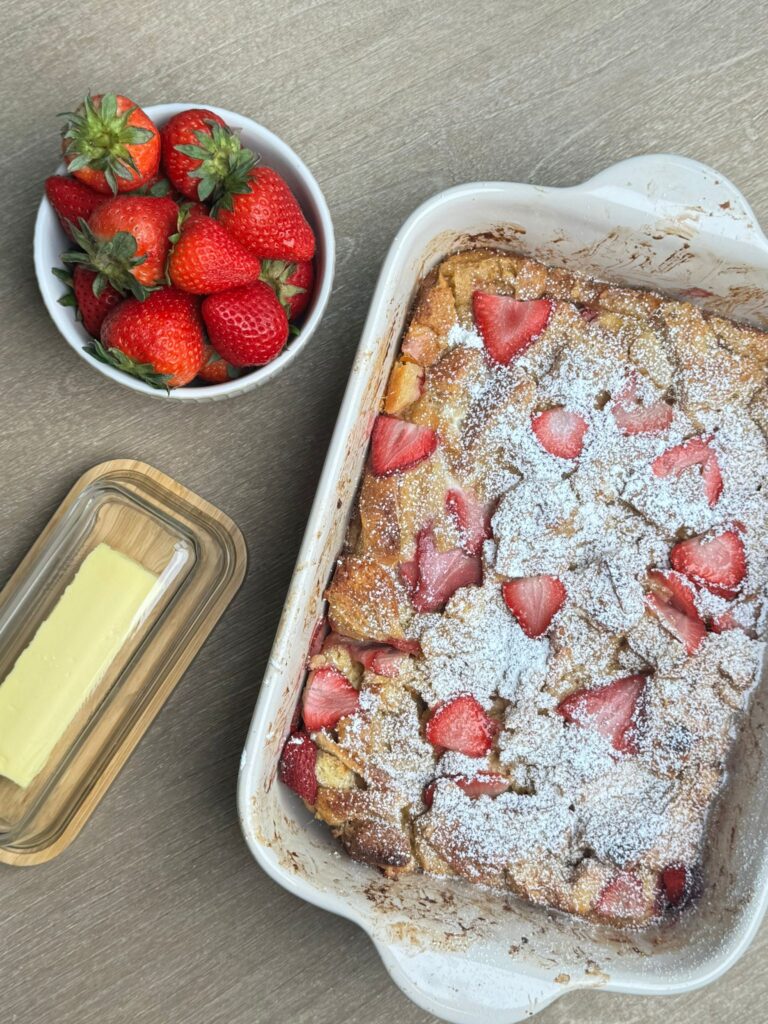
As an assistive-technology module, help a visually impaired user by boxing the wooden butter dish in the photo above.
[0,460,247,865]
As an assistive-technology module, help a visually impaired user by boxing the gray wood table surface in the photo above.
[2,1,766,1021]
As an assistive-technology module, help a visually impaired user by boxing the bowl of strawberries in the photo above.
[34,94,334,399]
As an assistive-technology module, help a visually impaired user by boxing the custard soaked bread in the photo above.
[279,249,768,926]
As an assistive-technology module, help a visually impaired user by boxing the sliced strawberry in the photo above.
[594,871,648,921]
[453,773,510,799]
[323,633,407,678]
[651,436,722,507]
[531,407,589,459]
[645,570,706,655]
[308,616,329,658]
[399,558,419,591]
[670,529,746,597]
[660,865,686,907]
[369,414,438,476]
[411,526,482,612]
[425,695,498,757]
[502,575,567,638]
[365,648,407,676]
[423,772,510,807]
[278,730,318,804]
[387,636,422,655]
[472,292,552,365]
[709,610,740,634]
[660,863,700,909]
[302,666,359,732]
[557,675,646,754]
[611,375,673,436]
[445,486,492,555]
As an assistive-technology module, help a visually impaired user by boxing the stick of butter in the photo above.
[0,543,158,789]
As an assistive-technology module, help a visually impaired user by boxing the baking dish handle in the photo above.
[575,153,767,247]
[375,942,563,1024]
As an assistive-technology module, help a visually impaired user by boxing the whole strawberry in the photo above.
[63,195,178,299]
[72,266,123,337]
[61,93,160,194]
[97,287,205,388]
[216,167,315,262]
[197,343,238,383]
[52,265,123,338]
[168,214,262,294]
[161,108,256,205]
[202,282,288,367]
[45,176,104,239]
[260,259,314,319]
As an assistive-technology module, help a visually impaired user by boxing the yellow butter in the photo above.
[0,543,157,789]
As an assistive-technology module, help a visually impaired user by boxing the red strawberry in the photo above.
[611,375,673,436]
[260,259,315,319]
[322,633,406,678]
[472,292,552,365]
[411,525,482,612]
[423,773,510,807]
[532,407,588,459]
[670,529,746,597]
[160,108,256,204]
[652,437,722,507]
[557,675,646,754]
[45,175,104,239]
[98,287,205,388]
[309,617,330,658]
[594,871,648,921]
[202,281,289,367]
[709,610,740,634]
[399,558,419,591]
[369,415,438,476]
[64,194,179,299]
[363,647,406,677]
[216,167,315,261]
[278,730,318,804]
[71,266,122,338]
[302,666,359,732]
[502,575,567,638]
[387,637,422,655]
[61,93,160,194]
[425,695,498,757]
[169,214,262,294]
[660,863,700,909]
[197,343,238,384]
[445,487,492,555]
[645,570,706,655]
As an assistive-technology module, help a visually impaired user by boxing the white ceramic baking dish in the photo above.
[238,154,768,1023]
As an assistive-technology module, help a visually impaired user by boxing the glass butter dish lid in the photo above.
[0,459,247,865]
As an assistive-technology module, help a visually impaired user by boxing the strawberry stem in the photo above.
[175,121,258,212]
[62,219,152,301]
[60,93,154,194]
[86,338,171,392]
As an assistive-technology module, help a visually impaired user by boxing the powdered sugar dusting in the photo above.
[316,253,768,925]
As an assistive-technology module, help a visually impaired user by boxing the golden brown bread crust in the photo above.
[300,248,768,928]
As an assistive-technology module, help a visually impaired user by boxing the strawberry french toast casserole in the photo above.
[279,249,768,928]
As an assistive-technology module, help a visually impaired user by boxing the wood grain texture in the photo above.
[1,0,766,1020]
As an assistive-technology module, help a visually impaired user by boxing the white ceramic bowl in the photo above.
[34,102,335,401]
